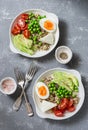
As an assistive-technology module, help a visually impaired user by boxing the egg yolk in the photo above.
[38,86,47,96]
[44,20,54,30]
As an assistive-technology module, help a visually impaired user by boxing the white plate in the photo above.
[33,68,85,120]
[9,9,59,58]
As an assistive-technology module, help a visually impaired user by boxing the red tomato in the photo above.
[68,99,74,107]
[58,98,69,110]
[21,13,29,20]
[21,24,28,31]
[11,27,20,35]
[14,24,21,31]
[52,106,58,112]
[23,29,30,38]
[67,105,75,112]
[17,18,25,28]
[54,110,63,117]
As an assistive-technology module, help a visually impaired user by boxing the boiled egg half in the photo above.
[39,18,56,32]
[35,82,49,99]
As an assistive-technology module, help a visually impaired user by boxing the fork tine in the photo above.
[14,67,20,82]
[25,61,38,81]
[14,67,24,82]
[28,62,38,75]
[29,66,37,78]
[27,61,34,75]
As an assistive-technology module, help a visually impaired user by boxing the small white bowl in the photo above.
[0,77,17,95]
[55,46,72,64]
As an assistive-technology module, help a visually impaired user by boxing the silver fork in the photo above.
[13,61,38,115]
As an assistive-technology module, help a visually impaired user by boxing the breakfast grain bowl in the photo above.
[33,68,85,120]
[9,9,59,58]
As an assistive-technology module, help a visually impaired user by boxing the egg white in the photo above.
[35,82,49,99]
[39,18,56,33]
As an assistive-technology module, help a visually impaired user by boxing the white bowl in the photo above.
[9,9,59,58]
[0,77,17,95]
[33,68,85,120]
[55,46,72,64]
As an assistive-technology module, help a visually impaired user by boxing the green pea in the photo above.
[38,30,41,33]
[61,95,64,98]
[36,28,39,31]
[33,28,36,32]
[48,84,51,87]
[53,88,56,91]
[39,32,42,35]
[50,88,53,91]
[38,16,41,19]
[69,91,72,95]
[31,31,33,34]
[60,91,63,94]
[51,84,55,87]
[28,27,30,29]
[36,25,39,28]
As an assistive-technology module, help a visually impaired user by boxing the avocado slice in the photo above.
[12,34,34,55]
[53,71,79,91]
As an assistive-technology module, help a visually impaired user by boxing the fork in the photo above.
[13,61,38,115]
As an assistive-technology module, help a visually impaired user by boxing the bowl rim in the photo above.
[9,9,59,58]
[32,67,85,120]
[0,77,17,95]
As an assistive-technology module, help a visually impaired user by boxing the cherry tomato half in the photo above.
[17,18,26,28]
[52,106,58,112]
[21,24,28,31]
[14,24,21,31]
[68,99,74,107]
[58,98,69,110]
[11,28,20,35]
[54,110,63,117]
[67,105,75,112]
[21,13,29,20]
[23,29,30,39]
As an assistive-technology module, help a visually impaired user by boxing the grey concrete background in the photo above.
[0,0,88,130]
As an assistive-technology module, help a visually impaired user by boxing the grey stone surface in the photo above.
[0,0,88,130]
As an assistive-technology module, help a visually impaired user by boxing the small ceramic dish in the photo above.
[0,77,17,95]
[55,46,72,64]
[33,68,85,120]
